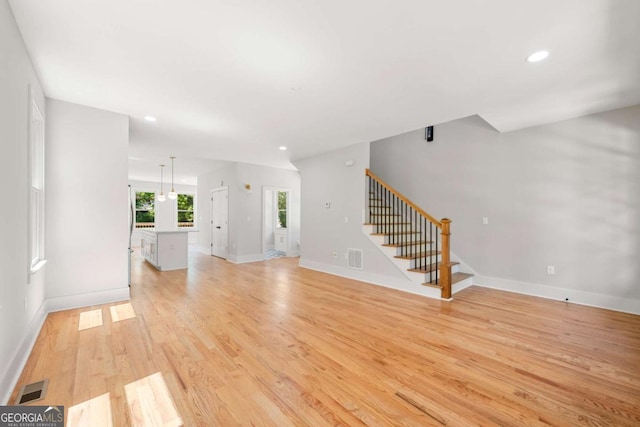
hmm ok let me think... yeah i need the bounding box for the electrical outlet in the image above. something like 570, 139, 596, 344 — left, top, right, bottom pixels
547, 265, 555, 275
482, 217, 489, 225
344, 217, 349, 223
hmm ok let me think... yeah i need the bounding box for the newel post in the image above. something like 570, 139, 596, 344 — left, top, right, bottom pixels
440, 218, 452, 299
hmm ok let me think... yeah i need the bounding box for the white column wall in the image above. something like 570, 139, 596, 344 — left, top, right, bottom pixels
45, 99, 130, 304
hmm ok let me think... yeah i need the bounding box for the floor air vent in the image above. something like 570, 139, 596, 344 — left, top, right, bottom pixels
347, 248, 363, 270
16, 379, 48, 405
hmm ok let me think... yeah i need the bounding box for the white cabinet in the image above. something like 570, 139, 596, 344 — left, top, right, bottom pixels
274, 229, 287, 253
140, 231, 157, 265
140, 230, 189, 271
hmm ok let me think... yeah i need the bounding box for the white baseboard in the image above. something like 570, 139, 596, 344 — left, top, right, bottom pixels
299, 259, 442, 300
228, 253, 264, 264
474, 275, 640, 315
46, 287, 130, 313
0, 301, 48, 405
197, 245, 211, 255
0, 286, 131, 404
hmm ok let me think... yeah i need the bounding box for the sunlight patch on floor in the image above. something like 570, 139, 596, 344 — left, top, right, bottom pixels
78, 309, 103, 331
67, 392, 113, 427
109, 302, 136, 322
124, 372, 183, 427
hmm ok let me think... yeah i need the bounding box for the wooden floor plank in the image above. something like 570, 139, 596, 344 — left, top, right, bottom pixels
67, 392, 113, 427
78, 309, 103, 331
109, 302, 136, 322
9, 250, 640, 426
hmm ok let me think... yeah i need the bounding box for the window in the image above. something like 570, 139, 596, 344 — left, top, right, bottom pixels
177, 194, 194, 228
29, 93, 46, 273
276, 191, 287, 228
135, 192, 155, 228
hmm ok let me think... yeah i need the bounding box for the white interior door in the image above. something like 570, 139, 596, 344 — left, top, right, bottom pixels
210, 188, 228, 259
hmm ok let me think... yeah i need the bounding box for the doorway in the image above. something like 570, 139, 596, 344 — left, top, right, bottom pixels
262, 187, 290, 259
210, 187, 228, 259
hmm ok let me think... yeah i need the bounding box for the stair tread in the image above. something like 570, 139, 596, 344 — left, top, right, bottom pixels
394, 251, 441, 260
422, 272, 473, 288
382, 241, 432, 248
407, 261, 460, 274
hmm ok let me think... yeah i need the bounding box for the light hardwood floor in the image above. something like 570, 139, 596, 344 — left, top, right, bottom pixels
10, 250, 640, 426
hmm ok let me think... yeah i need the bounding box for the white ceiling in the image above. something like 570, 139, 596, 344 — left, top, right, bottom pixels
9, 0, 640, 184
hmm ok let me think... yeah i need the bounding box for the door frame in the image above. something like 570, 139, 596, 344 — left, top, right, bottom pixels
210, 186, 228, 259
262, 186, 290, 256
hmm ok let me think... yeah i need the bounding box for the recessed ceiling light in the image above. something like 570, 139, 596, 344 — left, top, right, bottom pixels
144, 115, 157, 122
526, 50, 549, 63
279, 146, 287, 151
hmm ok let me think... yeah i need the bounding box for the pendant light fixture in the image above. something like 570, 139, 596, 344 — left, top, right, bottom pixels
157, 164, 166, 202
168, 156, 178, 200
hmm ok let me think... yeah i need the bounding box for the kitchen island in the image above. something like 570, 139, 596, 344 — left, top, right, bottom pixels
139, 229, 191, 271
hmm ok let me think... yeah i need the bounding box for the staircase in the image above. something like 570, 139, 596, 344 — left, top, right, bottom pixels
363, 169, 473, 300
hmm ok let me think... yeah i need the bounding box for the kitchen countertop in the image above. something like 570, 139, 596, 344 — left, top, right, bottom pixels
139, 229, 199, 234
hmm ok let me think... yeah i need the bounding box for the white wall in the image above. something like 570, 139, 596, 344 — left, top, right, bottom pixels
197, 162, 301, 263
371, 106, 640, 313
236, 163, 301, 262
128, 180, 198, 246
294, 142, 412, 291
0, 1, 48, 403
46, 99, 130, 305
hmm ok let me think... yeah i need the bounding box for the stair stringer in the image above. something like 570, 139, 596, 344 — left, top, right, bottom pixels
362, 224, 442, 299
449, 252, 475, 293
363, 223, 475, 298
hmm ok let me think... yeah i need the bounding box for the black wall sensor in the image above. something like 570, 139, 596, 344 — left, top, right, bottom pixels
425, 126, 434, 142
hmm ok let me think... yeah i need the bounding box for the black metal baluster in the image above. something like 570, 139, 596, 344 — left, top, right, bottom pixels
385, 187, 389, 241
435, 224, 439, 285
429, 222, 433, 284
422, 215, 425, 273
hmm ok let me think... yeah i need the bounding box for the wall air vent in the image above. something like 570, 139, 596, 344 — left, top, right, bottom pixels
347, 248, 363, 270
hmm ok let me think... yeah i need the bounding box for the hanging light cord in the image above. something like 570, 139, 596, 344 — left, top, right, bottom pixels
171, 157, 175, 192
168, 156, 177, 200
160, 165, 164, 193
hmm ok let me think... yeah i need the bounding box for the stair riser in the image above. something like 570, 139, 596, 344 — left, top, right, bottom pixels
372, 224, 414, 233
369, 207, 396, 215
388, 244, 433, 254
368, 216, 405, 224
417, 264, 460, 281
384, 234, 424, 244
409, 255, 442, 267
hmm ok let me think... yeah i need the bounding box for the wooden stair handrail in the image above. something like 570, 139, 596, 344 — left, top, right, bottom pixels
366, 169, 443, 228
